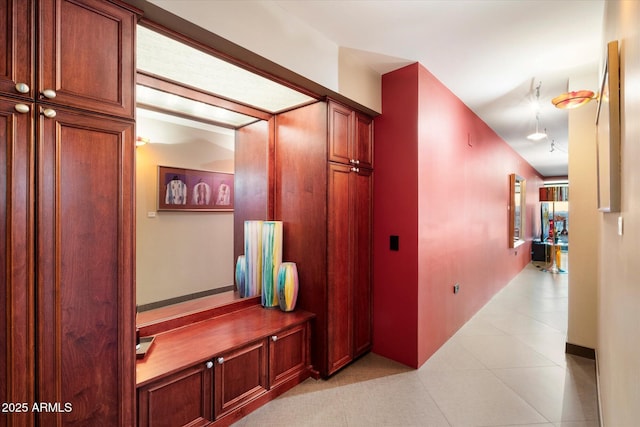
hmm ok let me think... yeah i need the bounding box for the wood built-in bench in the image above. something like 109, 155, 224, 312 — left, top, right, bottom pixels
136, 294, 315, 427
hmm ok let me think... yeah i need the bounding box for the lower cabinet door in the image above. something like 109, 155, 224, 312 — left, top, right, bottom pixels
269, 323, 309, 388
214, 340, 268, 419
138, 363, 213, 427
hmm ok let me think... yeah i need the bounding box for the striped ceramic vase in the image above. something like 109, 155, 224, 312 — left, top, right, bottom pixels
244, 220, 263, 297
261, 221, 283, 308
235, 255, 247, 297
277, 262, 298, 312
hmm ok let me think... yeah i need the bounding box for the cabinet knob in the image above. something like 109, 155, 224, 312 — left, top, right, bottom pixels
42, 108, 57, 118
14, 104, 30, 114
349, 159, 361, 165
271, 335, 278, 342
41, 89, 57, 99
350, 167, 360, 173
205, 361, 214, 369
15, 83, 30, 94
217, 357, 224, 365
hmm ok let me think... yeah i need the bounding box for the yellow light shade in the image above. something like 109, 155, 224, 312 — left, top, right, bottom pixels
551, 90, 596, 109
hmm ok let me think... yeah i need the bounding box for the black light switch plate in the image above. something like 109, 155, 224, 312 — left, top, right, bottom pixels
390, 235, 399, 251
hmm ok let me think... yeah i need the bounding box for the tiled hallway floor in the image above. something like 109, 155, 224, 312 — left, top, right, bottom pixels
232, 261, 599, 427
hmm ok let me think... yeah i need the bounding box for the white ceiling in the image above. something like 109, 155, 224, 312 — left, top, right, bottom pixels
272, 0, 605, 177
146, 0, 606, 177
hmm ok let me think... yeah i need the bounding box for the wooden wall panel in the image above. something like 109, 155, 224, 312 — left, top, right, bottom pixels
234, 119, 272, 265
274, 101, 328, 374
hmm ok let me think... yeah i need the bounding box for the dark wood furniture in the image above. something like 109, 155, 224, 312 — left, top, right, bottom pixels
1, 1, 138, 425
275, 99, 373, 377
136, 303, 314, 427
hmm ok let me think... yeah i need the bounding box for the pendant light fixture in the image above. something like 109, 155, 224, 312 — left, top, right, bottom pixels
527, 82, 547, 141
527, 112, 547, 141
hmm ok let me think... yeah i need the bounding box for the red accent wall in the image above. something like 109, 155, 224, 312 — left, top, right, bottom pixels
373, 63, 542, 368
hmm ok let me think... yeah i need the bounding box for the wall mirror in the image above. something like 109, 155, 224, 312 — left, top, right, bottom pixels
135, 24, 316, 316
509, 173, 526, 248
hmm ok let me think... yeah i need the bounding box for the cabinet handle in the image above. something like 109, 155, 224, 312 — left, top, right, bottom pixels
271, 335, 278, 342
41, 89, 57, 99
15, 83, 30, 94
205, 361, 214, 369
350, 167, 360, 173
217, 357, 224, 365
42, 108, 57, 118
14, 104, 30, 114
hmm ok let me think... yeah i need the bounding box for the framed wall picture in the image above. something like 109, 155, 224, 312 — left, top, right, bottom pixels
158, 166, 234, 211
595, 40, 621, 213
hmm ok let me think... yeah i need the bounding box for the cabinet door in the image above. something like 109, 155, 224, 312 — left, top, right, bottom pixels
0, 0, 33, 98
36, 106, 135, 426
269, 323, 309, 388
214, 340, 268, 419
138, 363, 213, 427
38, 0, 136, 118
328, 101, 353, 165
354, 112, 373, 169
0, 97, 34, 427
327, 163, 354, 375
353, 168, 373, 356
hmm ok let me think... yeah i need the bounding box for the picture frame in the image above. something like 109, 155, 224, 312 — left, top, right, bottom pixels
595, 40, 621, 213
158, 165, 234, 211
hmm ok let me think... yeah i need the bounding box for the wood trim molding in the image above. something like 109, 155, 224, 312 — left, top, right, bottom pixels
565, 342, 596, 360
136, 71, 273, 122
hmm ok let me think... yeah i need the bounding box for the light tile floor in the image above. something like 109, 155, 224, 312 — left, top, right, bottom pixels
233, 260, 599, 427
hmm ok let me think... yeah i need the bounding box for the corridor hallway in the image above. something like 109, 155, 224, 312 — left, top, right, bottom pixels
233, 260, 598, 427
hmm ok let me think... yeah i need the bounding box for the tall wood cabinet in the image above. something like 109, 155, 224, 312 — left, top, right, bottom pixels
1, 1, 138, 425
275, 100, 373, 377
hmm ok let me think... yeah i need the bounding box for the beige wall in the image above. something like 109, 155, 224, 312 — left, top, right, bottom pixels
567, 98, 599, 350
136, 114, 235, 306
598, 1, 640, 425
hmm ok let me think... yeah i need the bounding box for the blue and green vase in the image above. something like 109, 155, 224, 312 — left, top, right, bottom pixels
235, 255, 247, 297
261, 221, 283, 308
277, 262, 299, 312
244, 220, 263, 297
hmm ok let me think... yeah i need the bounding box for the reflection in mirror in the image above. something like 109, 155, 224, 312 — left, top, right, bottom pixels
136, 107, 240, 309
509, 174, 526, 248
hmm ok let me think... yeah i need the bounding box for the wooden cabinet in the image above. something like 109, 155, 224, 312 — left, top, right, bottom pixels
38, 0, 136, 118
138, 362, 213, 427
0, 0, 33, 98
269, 323, 309, 388
328, 101, 374, 169
1, 0, 136, 118
136, 306, 314, 427
36, 107, 135, 426
327, 163, 373, 373
275, 100, 373, 377
0, 96, 35, 427
1, 1, 138, 426
214, 340, 268, 419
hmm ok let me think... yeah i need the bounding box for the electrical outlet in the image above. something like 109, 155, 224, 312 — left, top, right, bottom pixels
453, 284, 460, 294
